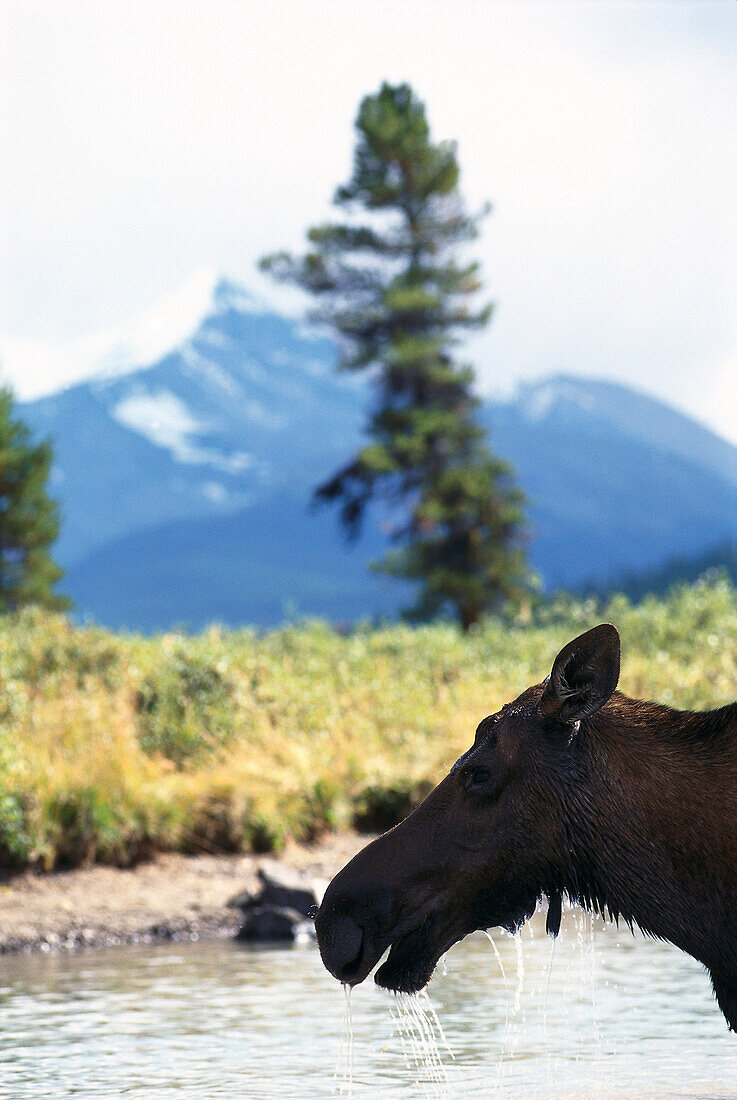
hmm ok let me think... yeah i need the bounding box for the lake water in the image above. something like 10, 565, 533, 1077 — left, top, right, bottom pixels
1, 908, 736, 1099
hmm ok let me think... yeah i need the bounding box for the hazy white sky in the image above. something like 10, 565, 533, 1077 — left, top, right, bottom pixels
2, 1, 736, 439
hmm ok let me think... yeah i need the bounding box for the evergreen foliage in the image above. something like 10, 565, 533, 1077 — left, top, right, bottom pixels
599, 543, 737, 604
0, 387, 69, 611
262, 82, 529, 628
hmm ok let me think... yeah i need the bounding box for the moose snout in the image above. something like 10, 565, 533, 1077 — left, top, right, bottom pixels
315, 835, 403, 985
315, 907, 366, 983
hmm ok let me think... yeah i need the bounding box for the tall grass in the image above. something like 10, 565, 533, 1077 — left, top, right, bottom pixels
0, 574, 735, 871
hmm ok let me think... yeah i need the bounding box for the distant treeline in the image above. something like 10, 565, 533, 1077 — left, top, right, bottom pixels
589, 542, 737, 604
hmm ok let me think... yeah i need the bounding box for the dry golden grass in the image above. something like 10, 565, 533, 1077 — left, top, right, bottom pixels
0, 575, 735, 870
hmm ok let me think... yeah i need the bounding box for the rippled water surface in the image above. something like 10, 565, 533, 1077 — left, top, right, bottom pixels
1, 909, 736, 1098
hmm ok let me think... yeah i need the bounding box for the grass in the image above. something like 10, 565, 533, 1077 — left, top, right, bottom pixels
0, 573, 736, 871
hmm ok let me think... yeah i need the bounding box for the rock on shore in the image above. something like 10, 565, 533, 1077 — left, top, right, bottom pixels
230, 860, 330, 941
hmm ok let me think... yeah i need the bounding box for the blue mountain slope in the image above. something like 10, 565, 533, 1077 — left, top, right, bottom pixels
66, 496, 408, 632
483, 379, 737, 589
20, 280, 366, 568
24, 384, 216, 565
502, 376, 737, 486
15, 278, 737, 629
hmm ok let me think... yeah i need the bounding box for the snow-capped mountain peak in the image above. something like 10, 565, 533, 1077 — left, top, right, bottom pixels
0, 269, 268, 402
515, 377, 598, 422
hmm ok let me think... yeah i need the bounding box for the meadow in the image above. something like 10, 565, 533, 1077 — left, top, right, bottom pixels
1, 574, 735, 872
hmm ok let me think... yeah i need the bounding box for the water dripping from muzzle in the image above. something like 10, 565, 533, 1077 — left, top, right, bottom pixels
513, 930, 525, 1015
542, 928, 557, 1077
389, 990, 453, 1093
483, 927, 526, 1087
332, 983, 354, 1097
484, 931, 510, 1038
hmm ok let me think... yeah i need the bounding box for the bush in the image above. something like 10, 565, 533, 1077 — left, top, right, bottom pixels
354, 780, 433, 832
0, 792, 33, 868
135, 649, 236, 767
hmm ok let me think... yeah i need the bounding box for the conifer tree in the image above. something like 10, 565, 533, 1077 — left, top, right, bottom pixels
262, 82, 529, 628
0, 387, 69, 611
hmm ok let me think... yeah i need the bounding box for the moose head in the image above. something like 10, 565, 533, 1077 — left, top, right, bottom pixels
315, 624, 737, 1030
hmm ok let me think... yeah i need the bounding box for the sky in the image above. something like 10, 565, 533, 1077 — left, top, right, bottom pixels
1, 1, 736, 440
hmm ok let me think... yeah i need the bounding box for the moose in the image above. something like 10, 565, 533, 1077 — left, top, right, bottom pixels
315, 624, 737, 1030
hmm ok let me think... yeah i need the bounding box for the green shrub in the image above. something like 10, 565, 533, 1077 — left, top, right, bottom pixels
0, 607, 123, 692
0, 792, 33, 868
354, 779, 434, 832
135, 649, 236, 767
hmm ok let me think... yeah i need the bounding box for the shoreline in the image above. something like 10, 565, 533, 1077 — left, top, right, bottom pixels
0, 832, 371, 956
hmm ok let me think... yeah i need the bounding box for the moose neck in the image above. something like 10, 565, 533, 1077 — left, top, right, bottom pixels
556, 696, 737, 974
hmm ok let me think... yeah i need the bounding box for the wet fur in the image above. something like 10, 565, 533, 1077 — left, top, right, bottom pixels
316, 626, 737, 1031
547, 694, 737, 1029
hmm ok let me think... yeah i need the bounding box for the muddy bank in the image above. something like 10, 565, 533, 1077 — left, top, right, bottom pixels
0, 832, 371, 955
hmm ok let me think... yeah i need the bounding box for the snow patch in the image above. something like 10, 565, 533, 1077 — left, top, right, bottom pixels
195, 326, 236, 352
112, 388, 256, 473
180, 345, 243, 399
202, 481, 230, 505
199, 481, 256, 508
178, 345, 285, 428
113, 389, 209, 456
213, 278, 271, 315
520, 379, 597, 421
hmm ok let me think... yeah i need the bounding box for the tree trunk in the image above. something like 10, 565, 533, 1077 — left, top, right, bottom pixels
459, 604, 480, 632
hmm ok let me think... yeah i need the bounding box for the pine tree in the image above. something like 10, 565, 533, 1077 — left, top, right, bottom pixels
0, 387, 69, 611
261, 82, 529, 628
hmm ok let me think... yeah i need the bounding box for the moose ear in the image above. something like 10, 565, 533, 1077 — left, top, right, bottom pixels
538, 623, 620, 728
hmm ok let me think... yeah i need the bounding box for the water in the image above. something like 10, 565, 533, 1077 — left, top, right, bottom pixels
387, 991, 453, 1095
1, 907, 737, 1098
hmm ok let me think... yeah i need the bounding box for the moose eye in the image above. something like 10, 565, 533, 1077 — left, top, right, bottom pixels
468, 765, 492, 786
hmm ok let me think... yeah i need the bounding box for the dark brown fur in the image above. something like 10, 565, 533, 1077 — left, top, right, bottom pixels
315, 624, 737, 1031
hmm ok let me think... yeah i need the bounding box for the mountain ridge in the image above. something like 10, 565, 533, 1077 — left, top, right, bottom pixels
0, 270, 281, 401
8, 274, 737, 629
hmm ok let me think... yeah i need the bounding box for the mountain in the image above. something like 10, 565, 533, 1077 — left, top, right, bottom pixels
4, 273, 737, 630
62, 494, 410, 630
481, 377, 737, 592
14, 276, 365, 569
600, 541, 737, 603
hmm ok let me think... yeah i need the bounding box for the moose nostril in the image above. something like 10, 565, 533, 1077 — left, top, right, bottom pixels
316, 913, 365, 983
336, 928, 364, 981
